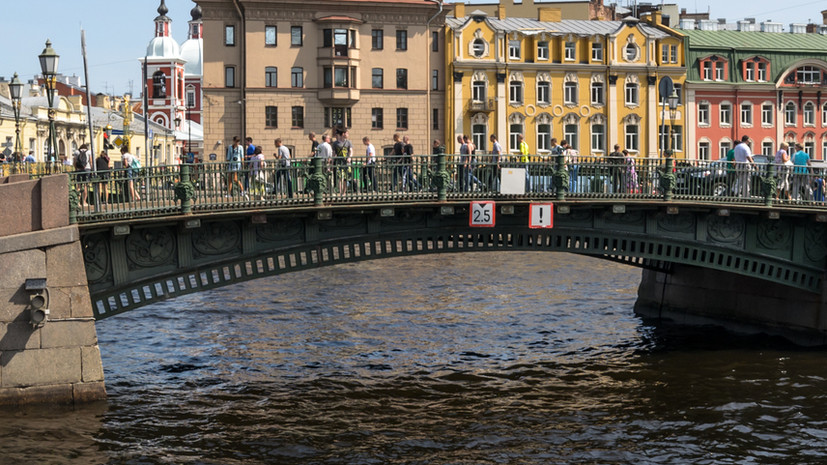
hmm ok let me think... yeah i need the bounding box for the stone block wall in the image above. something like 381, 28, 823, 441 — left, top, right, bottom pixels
0, 174, 105, 405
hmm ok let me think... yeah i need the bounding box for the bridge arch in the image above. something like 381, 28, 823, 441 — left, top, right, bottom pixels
80, 202, 827, 320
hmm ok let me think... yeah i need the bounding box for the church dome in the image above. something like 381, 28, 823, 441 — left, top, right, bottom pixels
180, 38, 202, 76
146, 36, 180, 59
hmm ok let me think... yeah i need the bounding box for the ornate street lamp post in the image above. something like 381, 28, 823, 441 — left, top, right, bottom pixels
9, 73, 23, 160
667, 89, 680, 158
174, 115, 182, 162
38, 40, 59, 167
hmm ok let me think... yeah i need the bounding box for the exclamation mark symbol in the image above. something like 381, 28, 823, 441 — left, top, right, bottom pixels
539, 207, 543, 224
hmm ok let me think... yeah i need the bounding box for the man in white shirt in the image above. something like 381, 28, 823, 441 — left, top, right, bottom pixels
275, 138, 293, 198
732, 135, 754, 198
363, 136, 377, 192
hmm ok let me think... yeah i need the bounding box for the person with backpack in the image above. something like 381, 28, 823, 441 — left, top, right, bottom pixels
74, 144, 92, 206
331, 128, 352, 195
120, 146, 141, 202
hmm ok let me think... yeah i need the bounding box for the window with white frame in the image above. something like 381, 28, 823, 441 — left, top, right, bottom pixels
698, 141, 710, 160
719, 140, 732, 159
591, 119, 605, 153
591, 42, 603, 61
658, 125, 683, 153
471, 38, 486, 58
762, 141, 773, 156
625, 123, 639, 152
472, 79, 485, 102
537, 81, 550, 105
715, 61, 725, 80
625, 80, 639, 105
564, 41, 575, 61
785, 102, 797, 126
757, 62, 767, 81
720, 102, 732, 126
823, 139, 827, 159
702, 61, 712, 81
564, 123, 578, 150
537, 120, 551, 153
508, 114, 525, 153
537, 41, 549, 60
805, 140, 815, 156
797, 66, 821, 84
740, 102, 753, 126
509, 80, 523, 104
745, 62, 755, 82
804, 102, 815, 126
508, 40, 521, 59
472, 121, 487, 153
823, 102, 827, 126
564, 81, 577, 105
698, 102, 710, 126
761, 103, 773, 126
591, 80, 604, 105
624, 43, 638, 61
661, 45, 669, 64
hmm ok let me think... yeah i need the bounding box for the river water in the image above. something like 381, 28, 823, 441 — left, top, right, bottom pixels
2, 252, 827, 464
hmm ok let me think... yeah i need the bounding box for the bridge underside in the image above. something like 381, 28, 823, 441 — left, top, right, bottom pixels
79, 202, 827, 319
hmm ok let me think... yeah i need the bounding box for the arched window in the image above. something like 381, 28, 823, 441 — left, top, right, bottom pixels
152, 71, 167, 99
471, 113, 488, 153
508, 112, 525, 154
624, 75, 639, 106
536, 72, 551, 106
804, 102, 815, 126
590, 114, 606, 154
563, 73, 578, 105
785, 102, 797, 126
536, 113, 552, 153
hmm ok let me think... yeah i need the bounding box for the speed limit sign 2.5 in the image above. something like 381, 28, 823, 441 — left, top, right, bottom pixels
469, 201, 496, 227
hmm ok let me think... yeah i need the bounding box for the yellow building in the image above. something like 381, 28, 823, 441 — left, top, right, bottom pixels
446, 6, 686, 158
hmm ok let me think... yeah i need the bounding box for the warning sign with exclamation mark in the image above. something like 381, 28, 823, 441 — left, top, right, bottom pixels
529, 203, 554, 229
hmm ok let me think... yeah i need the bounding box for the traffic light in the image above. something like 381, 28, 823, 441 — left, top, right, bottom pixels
103, 124, 114, 150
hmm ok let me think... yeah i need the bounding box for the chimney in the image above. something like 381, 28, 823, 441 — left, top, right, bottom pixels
822, 9, 827, 25
737, 20, 755, 31
679, 18, 696, 30
453, 2, 465, 18
789, 23, 806, 34
698, 19, 717, 31
498, 4, 506, 20
819, 25, 827, 35
760, 21, 782, 33
538, 7, 561, 22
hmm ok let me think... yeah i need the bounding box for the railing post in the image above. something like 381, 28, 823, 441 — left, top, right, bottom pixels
762, 161, 776, 207
553, 151, 568, 201
306, 156, 327, 206
660, 152, 675, 201
68, 177, 78, 225
436, 151, 448, 202
175, 163, 195, 214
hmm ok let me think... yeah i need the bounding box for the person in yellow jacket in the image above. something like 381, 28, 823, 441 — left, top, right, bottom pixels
518, 133, 531, 191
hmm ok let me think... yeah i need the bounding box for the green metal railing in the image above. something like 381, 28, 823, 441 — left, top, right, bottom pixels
13, 153, 822, 224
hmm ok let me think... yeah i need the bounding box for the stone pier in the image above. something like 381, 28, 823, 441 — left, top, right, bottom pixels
0, 174, 105, 405
635, 265, 827, 346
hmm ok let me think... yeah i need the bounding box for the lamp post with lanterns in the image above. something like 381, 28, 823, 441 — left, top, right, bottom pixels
38, 40, 59, 167
174, 115, 182, 162
9, 73, 23, 161
667, 89, 680, 159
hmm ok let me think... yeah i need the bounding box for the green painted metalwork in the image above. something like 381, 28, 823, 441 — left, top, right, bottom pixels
174, 164, 195, 214
553, 151, 568, 201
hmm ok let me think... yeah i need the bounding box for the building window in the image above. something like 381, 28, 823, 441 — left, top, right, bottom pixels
745, 63, 755, 82
432, 31, 439, 52
625, 124, 639, 152
702, 61, 712, 81
291, 67, 303, 88
371, 108, 383, 129
224, 66, 235, 88
265, 26, 277, 46
719, 141, 732, 159
323, 67, 332, 88
564, 41, 575, 61
720, 103, 732, 126
472, 124, 487, 152
372, 29, 383, 50
591, 123, 605, 153
290, 26, 302, 46
396, 68, 408, 89
796, 66, 821, 84
625, 82, 639, 105
152, 71, 167, 98
698, 102, 710, 126
804, 102, 815, 126
335, 67, 349, 87
823, 102, 827, 126
509, 80, 523, 104
432, 70, 439, 91
671, 126, 683, 152
325, 107, 351, 128
591, 42, 603, 61
186, 86, 196, 108
537, 81, 550, 105
433, 108, 439, 130
591, 81, 604, 105
396, 108, 408, 129
472, 39, 486, 58
698, 141, 710, 160
265, 67, 277, 87
761, 103, 773, 126
624, 43, 637, 61
564, 124, 578, 150
509, 122, 524, 152
472, 79, 486, 102
758, 62, 768, 81
740, 103, 752, 126
537, 41, 549, 60
372, 68, 383, 89
396, 30, 407, 50
715, 61, 725, 81
564, 82, 577, 105
785, 102, 796, 126
265, 106, 277, 128
292, 106, 304, 128
225, 25, 235, 46
762, 141, 774, 156
508, 40, 521, 59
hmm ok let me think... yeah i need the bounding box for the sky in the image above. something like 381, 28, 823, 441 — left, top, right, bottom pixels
1, 0, 824, 97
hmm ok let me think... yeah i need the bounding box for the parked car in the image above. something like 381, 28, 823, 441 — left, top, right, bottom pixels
674, 155, 769, 197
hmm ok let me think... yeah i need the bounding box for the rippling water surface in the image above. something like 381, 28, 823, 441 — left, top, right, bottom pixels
2, 252, 827, 464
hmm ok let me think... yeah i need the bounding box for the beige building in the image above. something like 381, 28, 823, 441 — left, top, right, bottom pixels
196, 0, 448, 157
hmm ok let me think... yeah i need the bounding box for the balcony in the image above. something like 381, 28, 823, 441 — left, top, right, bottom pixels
317, 46, 360, 64
317, 88, 360, 105
469, 99, 495, 112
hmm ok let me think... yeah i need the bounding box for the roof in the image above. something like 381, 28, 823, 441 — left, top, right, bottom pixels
682, 29, 827, 52
447, 17, 669, 38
